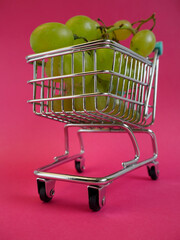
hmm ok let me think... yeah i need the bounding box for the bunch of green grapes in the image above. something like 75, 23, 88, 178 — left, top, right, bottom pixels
30, 14, 157, 58
102, 13, 156, 57
30, 16, 102, 54
29, 14, 157, 121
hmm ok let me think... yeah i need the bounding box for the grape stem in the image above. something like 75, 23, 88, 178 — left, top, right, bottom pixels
97, 24, 135, 41
106, 25, 136, 35
95, 14, 156, 42
95, 18, 135, 40
74, 34, 88, 42
96, 18, 107, 28
97, 26, 107, 35
132, 13, 156, 31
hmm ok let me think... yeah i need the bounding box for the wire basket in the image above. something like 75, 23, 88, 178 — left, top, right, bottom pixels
27, 39, 160, 128
26, 39, 163, 211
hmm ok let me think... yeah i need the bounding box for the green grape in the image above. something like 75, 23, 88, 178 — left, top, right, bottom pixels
130, 30, 156, 57
45, 56, 61, 82
30, 22, 74, 53
96, 48, 122, 81
63, 51, 93, 89
113, 20, 132, 41
66, 15, 101, 41
74, 80, 107, 111
96, 49, 133, 92
48, 94, 72, 112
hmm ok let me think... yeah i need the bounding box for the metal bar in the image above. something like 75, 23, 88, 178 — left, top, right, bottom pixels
36, 153, 83, 172
27, 71, 149, 87
40, 59, 45, 113
152, 58, 159, 124
34, 155, 157, 186
26, 39, 152, 65
144, 50, 158, 116
34, 124, 158, 186
76, 124, 140, 168
33, 61, 37, 113
132, 128, 158, 155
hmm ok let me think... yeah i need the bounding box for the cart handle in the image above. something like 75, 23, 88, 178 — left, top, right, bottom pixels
154, 41, 163, 56
144, 42, 163, 118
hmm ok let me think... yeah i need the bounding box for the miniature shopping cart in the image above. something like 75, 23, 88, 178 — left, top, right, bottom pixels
26, 39, 163, 211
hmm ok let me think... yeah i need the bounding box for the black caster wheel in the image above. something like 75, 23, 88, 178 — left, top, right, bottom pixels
39, 186, 53, 202
147, 165, 159, 180
37, 179, 55, 202
75, 158, 85, 173
88, 186, 106, 212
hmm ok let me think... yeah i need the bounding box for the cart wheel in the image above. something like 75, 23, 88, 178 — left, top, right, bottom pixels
147, 165, 159, 180
37, 179, 55, 202
39, 186, 53, 202
88, 186, 106, 212
75, 158, 85, 173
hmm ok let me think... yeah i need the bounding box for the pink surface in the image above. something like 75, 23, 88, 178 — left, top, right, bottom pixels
0, 0, 180, 239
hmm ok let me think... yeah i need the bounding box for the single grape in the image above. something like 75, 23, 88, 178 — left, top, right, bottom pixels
48, 94, 72, 112
30, 22, 74, 53
66, 15, 101, 41
130, 29, 156, 57
96, 48, 122, 81
113, 20, 132, 41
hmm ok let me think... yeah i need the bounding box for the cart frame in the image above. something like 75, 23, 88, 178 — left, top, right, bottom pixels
26, 39, 162, 211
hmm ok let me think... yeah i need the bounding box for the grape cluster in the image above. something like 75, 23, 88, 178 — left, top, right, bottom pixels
30, 14, 156, 57
30, 14, 156, 117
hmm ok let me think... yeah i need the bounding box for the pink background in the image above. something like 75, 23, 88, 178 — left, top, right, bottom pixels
0, 0, 180, 239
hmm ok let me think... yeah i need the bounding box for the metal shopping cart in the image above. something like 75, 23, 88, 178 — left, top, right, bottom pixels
26, 39, 163, 211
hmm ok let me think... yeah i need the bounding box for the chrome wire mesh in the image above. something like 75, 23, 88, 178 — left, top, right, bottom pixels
27, 39, 159, 127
